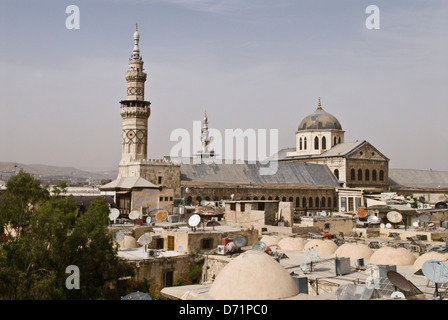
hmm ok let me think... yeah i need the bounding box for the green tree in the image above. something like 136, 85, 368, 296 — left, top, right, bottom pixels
0, 171, 138, 299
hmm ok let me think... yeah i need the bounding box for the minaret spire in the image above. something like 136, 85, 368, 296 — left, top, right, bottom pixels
131, 23, 141, 61
318, 97, 322, 109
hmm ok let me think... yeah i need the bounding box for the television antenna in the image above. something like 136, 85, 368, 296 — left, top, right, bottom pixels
109, 208, 120, 221
422, 259, 448, 297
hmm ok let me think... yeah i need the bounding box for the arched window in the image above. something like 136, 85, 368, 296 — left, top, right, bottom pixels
379, 170, 384, 181
205, 196, 210, 201
196, 196, 202, 203
296, 197, 300, 207
334, 169, 339, 180
322, 197, 326, 208
289, 197, 293, 203
316, 197, 320, 208
338, 137, 341, 144
322, 137, 327, 150
186, 196, 192, 205
246, 196, 251, 200
314, 137, 319, 150
304, 137, 307, 150
254, 196, 259, 200
302, 197, 307, 208
372, 170, 377, 181
261, 196, 266, 200
299, 138, 303, 150
351, 169, 356, 181
365, 169, 370, 181
328, 197, 332, 207
309, 197, 313, 208
358, 169, 363, 181
282, 197, 286, 202
334, 137, 337, 146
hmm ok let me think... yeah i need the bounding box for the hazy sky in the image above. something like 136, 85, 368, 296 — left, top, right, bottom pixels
0, 0, 447, 171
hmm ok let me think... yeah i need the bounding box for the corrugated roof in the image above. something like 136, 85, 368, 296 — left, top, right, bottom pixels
180, 161, 340, 187
277, 141, 366, 160
389, 169, 448, 188
100, 176, 158, 191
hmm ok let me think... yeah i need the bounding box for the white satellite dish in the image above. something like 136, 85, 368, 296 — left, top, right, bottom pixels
387, 211, 402, 223
129, 210, 139, 220
177, 245, 183, 253
419, 214, 430, 222
380, 223, 385, 229
422, 260, 448, 284
300, 263, 308, 272
341, 207, 346, 212
200, 200, 208, 206
109, 208, 120, 221
304, 248, 320, 262
188, 214, 201, 227
390, 291, 405, 299
234, 235, 248, 248
252, 241, 267, 252
386, 223, 392, 229
146, 216, 152, 224
367, 215, 379, 223
137, 233, 152, 246
321, 211, 327, 217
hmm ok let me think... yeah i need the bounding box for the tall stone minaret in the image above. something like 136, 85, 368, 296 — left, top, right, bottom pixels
119, 25, 151, 176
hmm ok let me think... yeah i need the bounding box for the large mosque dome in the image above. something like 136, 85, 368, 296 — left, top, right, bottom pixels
298, 99, 342, 131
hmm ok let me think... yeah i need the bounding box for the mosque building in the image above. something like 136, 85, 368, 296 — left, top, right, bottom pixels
101, 28, 391, 218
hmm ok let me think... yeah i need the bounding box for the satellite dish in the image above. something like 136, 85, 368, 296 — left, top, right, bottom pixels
146, 216, 152, 224
356, 207, 368, 218
234, 193, 242, 201
304, 248, 320, 262
185, 187, 189, 193
341, 207, 346, 212
122, 291, 152, 300
387, 211, 402, 223
234, 235, 248, 248
177, 245, 183, 253
422, 260, 448, 284
300, 263, 308, 272
200, 200, 208, 206
155, 210, 168, 221
419, 214, 430, 222
435, 202, 448, 209
386, 223, 392, 229
387, 271, 412, 292
367, 215, 379, 223
188, 214, 201, 227
390, 291, 405, 299
129, 210, 139, 220
230, 194, 234, 200
321, 211, 327, 217
109, 208, 120, 221
252, 241, 267, 252
137, 233, 153, 246
380, 223, 385, 229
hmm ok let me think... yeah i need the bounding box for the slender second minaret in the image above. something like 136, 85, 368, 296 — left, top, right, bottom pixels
119, 25, 151, 170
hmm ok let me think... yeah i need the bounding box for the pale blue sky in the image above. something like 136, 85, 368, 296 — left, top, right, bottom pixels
0, 0, 447, 171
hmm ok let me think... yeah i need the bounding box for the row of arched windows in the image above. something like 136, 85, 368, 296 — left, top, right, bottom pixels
348, 168, 385, 182
186, 195, 335, 209
299, 136, 342, 151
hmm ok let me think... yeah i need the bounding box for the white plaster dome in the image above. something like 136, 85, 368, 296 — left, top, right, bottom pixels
118, 235, 140, 250
413, 252, 448, 270
298, 103, 342, 131
208, 250, 299, 300
260, 235, 282, 246
334, 243, 373, 260
304, 239, 338, 255
369, 247, 416, 266
277, 237, 306, 251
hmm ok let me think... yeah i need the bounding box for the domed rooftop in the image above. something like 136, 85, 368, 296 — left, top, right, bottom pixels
298, 99, 342, 131
304, 239, 338, 255
277, 237, 306, 251
334, 243, 374, 260
208, 250, 299, 300
369, 247, 416, 266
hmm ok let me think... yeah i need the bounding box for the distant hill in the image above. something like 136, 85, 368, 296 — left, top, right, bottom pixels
0, 162, 118, 185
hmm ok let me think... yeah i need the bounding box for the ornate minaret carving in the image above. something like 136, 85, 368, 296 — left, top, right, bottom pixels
119, 25, 151, 168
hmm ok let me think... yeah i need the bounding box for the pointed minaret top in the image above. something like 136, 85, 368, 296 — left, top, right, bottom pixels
131, 24, 141, 60
318, 97, 322, 109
